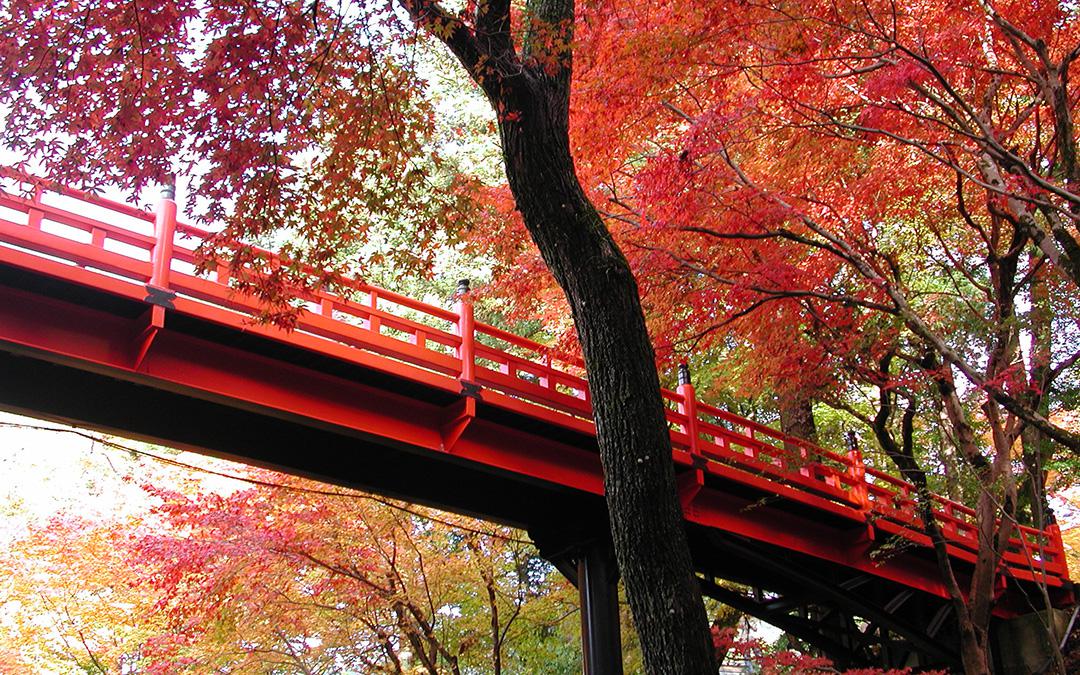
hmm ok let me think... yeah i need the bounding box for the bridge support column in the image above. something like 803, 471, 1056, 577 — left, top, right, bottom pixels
578, 542, 623, 675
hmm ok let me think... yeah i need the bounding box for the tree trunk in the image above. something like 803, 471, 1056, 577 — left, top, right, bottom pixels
778, 392, 818, 443
495, 70, 716, 673
1020, 260, 1053, 527
875, 354, 994, 675
400, 0, 718, 670
957, 617, 992, 675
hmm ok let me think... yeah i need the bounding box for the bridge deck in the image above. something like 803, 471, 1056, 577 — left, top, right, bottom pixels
0, 169, 1069, 628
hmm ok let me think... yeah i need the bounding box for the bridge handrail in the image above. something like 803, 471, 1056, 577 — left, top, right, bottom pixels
0, 167, 158, 223
0, 167, 1067, 584
861, 465, 1067, 573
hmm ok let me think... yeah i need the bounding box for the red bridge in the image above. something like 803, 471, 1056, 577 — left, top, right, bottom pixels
0, 169, 1070, 671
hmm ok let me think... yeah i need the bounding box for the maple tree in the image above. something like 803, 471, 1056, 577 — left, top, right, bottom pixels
551, 1, 1077, 672
470, 1, 1079, 671
0, 512, 162, 673
712, 626, 945, 675
0, 0, 721, 670
1, 457, 584, 674
4, 0, 1079, 672
1, 427, 952, 674
133, 478, 581, 674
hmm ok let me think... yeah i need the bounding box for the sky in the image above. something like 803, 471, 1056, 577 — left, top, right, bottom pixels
0, 411, 249, 545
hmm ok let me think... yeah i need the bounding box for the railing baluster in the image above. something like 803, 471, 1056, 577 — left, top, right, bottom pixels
900, 485, 914, 518
215, 262, 230, 285
149, 182, 177, 290
368, 290, 381, 334
454, 279, 475, 386
1048, 523, 1064, 568
676, 363, 700, 458
78, 226, 107, 270
798, 443, 811, 478
26, 184, 44, 229
942, 503, 957, 538
540, 353, 551, 389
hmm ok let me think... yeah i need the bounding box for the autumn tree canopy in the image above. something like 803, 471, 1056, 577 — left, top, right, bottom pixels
2, 0, 1079, 672
474, 2, 1080, 670
0, 451, 584, 674
1, 0, 726, 669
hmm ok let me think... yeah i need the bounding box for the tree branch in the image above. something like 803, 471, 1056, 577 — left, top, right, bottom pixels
475, 0, 513, 61
398, 0, 505, 102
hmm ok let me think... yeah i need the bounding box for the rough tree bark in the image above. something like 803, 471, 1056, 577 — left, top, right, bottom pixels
779, 393, 818, 444
400, 0, 717, 672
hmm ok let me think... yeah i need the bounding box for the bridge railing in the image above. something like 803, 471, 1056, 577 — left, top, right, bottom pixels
0, 168, 1068, 585
471, 321, 591, 418
862, 467, 1069, 579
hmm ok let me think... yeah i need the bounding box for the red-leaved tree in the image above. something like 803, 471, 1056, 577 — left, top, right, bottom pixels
0, 0, 720, 669
468, 1, 1079, 671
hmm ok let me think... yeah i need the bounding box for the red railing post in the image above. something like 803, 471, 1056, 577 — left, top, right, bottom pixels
148, 181, 177, 293
846, 431, 870, 511
1048, 522, 1064, 573
677, 363, 700, 457
675, 363, 707, 510
454, 279, 476, 388
27, 184, 44, 229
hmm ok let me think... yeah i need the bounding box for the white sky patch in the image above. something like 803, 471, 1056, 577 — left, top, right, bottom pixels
0, 411, 250, 546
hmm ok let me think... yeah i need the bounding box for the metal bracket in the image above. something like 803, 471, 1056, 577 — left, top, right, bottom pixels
131, 304, 166, 370
705, 532, 959, 666
676, 468, 704, 511
439, 396, 476, 453
459, 380, 482, 399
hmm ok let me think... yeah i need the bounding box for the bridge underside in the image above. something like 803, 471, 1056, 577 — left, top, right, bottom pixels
0, 347, 599, 526
2, 352, 962, 670
694, 533, 961, 669
0, 262, 1066, 672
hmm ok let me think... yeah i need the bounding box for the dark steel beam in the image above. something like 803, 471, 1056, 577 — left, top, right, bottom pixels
706, 533, 959, 665
697, 576, 857, 663
578, 543, 623, 675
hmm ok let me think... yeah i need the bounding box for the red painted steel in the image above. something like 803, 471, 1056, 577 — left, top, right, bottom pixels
0, 168, 1069, 603
149, 185, 177, 291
